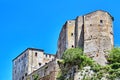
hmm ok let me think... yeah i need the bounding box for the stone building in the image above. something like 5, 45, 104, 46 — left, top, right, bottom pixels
12, 10, 114, 80
56, 20, 75, 58
12, 48, 55, 80
56, 10, 114, 65
27, 59, 59, 80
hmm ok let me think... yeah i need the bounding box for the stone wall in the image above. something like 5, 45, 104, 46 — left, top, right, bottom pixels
84, 11, 113, 65
57, 20, 75, 59
75, 16, 84, 48
12, 48, 55, 80
57, 23, 67, 59
12, 49, 29, 80
56, 10, 114, 65
27, 59, 59, 80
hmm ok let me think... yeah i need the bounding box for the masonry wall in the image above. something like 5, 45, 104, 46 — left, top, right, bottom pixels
75, 16, 84, 48
66, 20, 76, 48
27, 59, 59, 80
56, 10, 114, 65
57, 23, 67, 59
83, 11, 113, 65
12, 50, 29, 80
57, 20, 75, 59
13, 48, 55, 80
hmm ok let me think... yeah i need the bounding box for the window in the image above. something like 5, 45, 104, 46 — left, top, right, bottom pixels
38, 63, 41, 66
22, 76, 24, 80
71, 33, 73, 36
21, 56, 23, 60
46, 54, 47, 57
100, 20, 103, 23
69, 21, 71, 23
96, 54, 99, 57
25, 73, 27, 76
72, 45, 74, 48
15, 70, 16, 73
49, 55, 51, 58
35, 52, 37, 57
90, 24, 92, 26
19, 59, 20, 62
24, 53, 26, 58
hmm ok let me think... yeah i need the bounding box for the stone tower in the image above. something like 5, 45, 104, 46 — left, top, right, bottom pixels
83, 11, 114, 65
56, 10, 114, 65
56, 20, 76, 58
12, 48, 54, 80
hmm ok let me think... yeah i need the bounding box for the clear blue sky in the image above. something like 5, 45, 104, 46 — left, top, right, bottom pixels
0, 0, 120, 80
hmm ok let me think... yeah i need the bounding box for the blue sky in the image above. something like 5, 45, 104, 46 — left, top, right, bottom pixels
0, 0, 120, 80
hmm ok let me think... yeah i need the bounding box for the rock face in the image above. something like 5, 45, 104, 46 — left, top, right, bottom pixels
74, 66, 94, 80
57, 10, 114, 65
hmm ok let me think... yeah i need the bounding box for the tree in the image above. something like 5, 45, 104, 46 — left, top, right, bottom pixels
62, 48, 94, 68
107, 47, 120, 64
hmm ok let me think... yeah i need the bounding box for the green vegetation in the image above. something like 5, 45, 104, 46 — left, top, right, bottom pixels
33, 74, 39, 80
62, 48, 94, 69
57, 48, 94, 80
57, 47, 120, 80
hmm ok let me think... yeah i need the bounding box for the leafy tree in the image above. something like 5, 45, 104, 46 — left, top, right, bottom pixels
107, 47, 120, 64
57, 47, 120, 80
62, 48, 83, 64
62, 48, 94, 68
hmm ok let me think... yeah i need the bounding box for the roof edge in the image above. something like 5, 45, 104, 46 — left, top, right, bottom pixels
12, 48, 44, 61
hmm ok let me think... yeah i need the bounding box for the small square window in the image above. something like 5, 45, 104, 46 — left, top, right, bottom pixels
19, 59, 20, 62
38, 63, 41, 66
22, 76, 24, 80
35, 52, 37, 57
72, 45, 74, 48
100, 20, 103, 23
90, 24, 92, 26
46, 54, 47, 57
71, 33, 73, 36
25, 73, 27, 76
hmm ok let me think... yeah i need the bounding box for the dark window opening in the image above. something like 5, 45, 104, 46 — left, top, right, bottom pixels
15, 70, 16, 73
96, 54, 99, 57
91, 35, 92, 38
100, 20, 103, 23
71, 33, 73, 36
35, 52, 37, 57
49, 55, 51, 58
38, 63, 41, 66
19, 59, 20, 62
25, 73, 27, 76
90, 24, 92, 26
72, 45, 74, 48
22, 76, 24, 80
24, 53, 26, 57
46, 54, 47, 57
69, 21, 71, 23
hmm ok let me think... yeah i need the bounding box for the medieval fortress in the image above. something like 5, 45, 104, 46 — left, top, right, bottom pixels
12, 10, 114, 80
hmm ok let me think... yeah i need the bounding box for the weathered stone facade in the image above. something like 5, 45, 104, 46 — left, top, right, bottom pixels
57, 20, 75, 58
12, 10, 114, 80
56, 10, 114, 65
12, 48, 55, 80
27, 59, 59, 80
